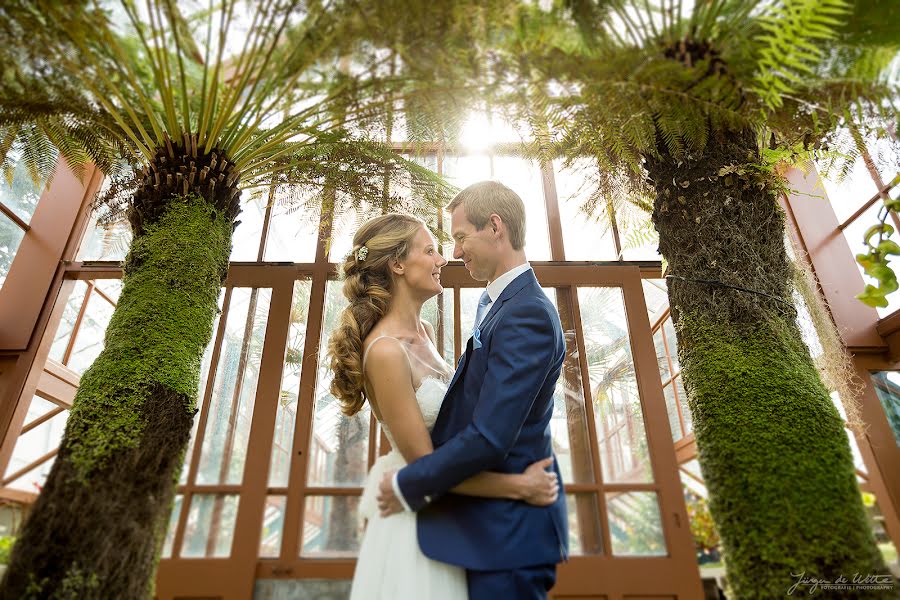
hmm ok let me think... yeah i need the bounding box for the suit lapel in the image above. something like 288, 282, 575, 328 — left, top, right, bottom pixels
443, 269, 537, 396
445, 336, 472, 393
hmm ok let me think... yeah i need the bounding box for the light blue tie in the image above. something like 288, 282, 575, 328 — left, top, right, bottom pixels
472, 289, 492, 335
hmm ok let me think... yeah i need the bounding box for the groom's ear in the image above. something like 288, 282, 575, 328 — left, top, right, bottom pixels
489, 214, 504, 238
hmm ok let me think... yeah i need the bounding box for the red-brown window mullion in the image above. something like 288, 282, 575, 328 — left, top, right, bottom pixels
61, 281, 94, 366
0, 201, 31, 232
568, 285, 613, 555
171, 286, 234, 558
659, 316, 686, 436
19, 405, 66, 435
279, 206, 332, 561
1, 448, 58, 487
453, 287, 462, 363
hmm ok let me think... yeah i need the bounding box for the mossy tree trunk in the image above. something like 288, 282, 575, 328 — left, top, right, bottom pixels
645, 129, 892, 598
0, 142, 240, 599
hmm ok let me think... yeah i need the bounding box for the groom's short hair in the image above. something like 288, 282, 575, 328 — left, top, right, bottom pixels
446, 181, 526, 250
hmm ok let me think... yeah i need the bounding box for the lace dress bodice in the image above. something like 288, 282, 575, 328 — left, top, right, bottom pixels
358, 334, 454, 521
361, 334, 453, 445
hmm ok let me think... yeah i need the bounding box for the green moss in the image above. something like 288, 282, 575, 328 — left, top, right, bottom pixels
678, 312, 892, 598
64, 194, 232, 481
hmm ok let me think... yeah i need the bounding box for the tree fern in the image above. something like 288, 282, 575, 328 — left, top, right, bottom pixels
754, 0, 853, 110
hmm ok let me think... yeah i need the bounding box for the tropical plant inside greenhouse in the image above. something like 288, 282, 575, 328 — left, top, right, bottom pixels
484, 0, 899, 596
0, 0, 505, 595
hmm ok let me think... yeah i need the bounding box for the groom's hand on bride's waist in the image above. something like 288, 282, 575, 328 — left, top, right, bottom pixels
377, 470, 404, 517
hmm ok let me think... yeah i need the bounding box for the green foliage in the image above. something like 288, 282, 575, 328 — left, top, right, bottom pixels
684, 491, 720, 553
518, 0, 900, 309
22, 563, 100, 600
0, 536, 15, 565
500, 0, 897, 245
0, 0, 488, 222
65, 194, 231, 480
753, 0, 852, 110
855, 174, 900, 307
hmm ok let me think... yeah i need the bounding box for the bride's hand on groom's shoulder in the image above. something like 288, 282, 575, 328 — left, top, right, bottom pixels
518, 457, 559, 507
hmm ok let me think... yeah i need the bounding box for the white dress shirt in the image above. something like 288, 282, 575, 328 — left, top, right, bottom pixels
479, 262, 532, 327
390, 262, 533, 512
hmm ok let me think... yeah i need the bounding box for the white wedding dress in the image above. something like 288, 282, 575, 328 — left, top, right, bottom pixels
349, 336, 468, 600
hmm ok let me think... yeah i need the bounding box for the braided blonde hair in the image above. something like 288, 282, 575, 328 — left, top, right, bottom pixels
327, 213, 425, 415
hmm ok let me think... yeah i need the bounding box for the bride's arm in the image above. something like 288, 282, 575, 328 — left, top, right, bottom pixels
449, 458, 558, 505
367, 336, 558, 507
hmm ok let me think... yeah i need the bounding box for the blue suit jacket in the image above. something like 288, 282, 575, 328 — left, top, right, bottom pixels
396, 269, 569, 571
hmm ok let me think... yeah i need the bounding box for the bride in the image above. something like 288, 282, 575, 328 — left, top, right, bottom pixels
327, 213, 559, 599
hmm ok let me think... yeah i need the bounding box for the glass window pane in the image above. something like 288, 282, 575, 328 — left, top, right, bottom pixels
327, 209, 366, 263
77, 175, 129, 261
300, 495, 361, 557
663, 317, 680, 374
421, 290, 454, 364
578, 287, 654, 484
93, 279, 122, 304
180, 494, 240, 558
230, 196, 266, 261
269, 280, 312, 488
76, 214, 132, 261
66, 286, 117, 374
817, 158, 879, 225
161, 494, 183, 559
844, 427, 868, 475
399, 154, 449, 259
664, 383, 682, 442
552, 288, 595, 484
263, 190, 321, 263
654, 329, 670, 383
0, 148, 57, 223
3, 406, 68, 482
308, 282, 370, 486
674, 376, 692, 435
606, 491, 667, 556
442, 154, 491, 192
793, 287, 823, 359
459, 287, 482, 347
868, 137, 900, 185
197, 288, 272, 485
4, 458, 55, 493
0, 153, 48, 224
0, 212, 26, 288
493, 157, 551, 261
22, 395, 62, 427
48, 280, 90, 362
254, 580, 352, 597
260, 495, 287, 558
642, 278, 669, 325
566, 493, 603, 555
679, 465, 708, 499
553, 159, 617, 261
180, 288, 226, 485
620, 211, 661, 261
870, 371, 900, 446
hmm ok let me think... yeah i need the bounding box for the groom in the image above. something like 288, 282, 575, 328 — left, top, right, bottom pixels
377, 181, 569, 599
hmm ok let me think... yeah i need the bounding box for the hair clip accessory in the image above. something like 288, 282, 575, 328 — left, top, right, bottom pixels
356, 245, 369, 262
